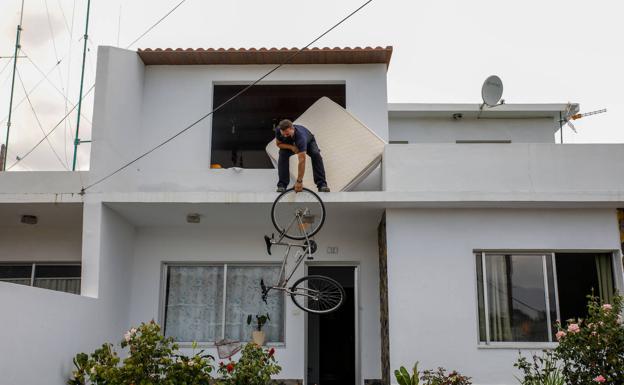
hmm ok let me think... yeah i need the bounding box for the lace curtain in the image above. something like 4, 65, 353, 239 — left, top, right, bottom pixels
225, 266, 284, 343
164, 265, 284, 343
165, 266, 224, 342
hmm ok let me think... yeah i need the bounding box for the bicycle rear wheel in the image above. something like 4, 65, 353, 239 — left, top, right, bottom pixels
290, 275, 345, 314
271, 187, 325, 240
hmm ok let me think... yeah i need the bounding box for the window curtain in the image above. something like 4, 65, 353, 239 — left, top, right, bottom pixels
486, 255, 513, 341
225, 266, 284, 343
34, 278, 81, 294
595, 254, 614, 305
165, 266, 224, 343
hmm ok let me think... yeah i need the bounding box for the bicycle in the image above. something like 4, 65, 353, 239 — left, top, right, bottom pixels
260, 187, 345, 314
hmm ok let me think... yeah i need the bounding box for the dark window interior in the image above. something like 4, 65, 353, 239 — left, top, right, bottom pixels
555, 253, 613, 322
0, 265, 32, 279
307, 266, 355, 385
35, 264, 81, 278
211, 84, 346, 169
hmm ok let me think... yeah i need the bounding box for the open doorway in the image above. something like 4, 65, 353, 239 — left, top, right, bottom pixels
307, 266, 357, 385
210, 84, 346, 169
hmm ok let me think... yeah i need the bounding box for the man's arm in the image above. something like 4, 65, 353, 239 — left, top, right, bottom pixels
294, 152, 306, 192
276, 139, 298, 153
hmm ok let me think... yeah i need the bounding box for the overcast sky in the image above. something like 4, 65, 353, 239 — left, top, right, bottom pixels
1, 0, 622, 171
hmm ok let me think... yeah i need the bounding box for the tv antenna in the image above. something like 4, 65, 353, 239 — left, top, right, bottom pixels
561, 103, 607, 133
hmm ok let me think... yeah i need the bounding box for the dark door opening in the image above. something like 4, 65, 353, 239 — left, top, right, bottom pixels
307, 266, 356, 385
211, 84, 346, 169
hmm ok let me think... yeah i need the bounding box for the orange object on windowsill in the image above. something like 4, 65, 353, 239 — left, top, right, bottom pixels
210, 164, 222, 169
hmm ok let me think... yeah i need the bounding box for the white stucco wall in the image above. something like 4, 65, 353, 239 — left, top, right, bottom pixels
124, 205, 382, 383
385, 208, 623, 385
0, 203, 82, 262
89, 46, 145, 192
388, 117, 557, 144
89, 46, 388, 193
382, 143, 624, 196
0, 204, 136, 385
0, 225, 81, 261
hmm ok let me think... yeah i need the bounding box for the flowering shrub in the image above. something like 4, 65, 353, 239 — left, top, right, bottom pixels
420, 367, 472, 385
394, 362, 471, 385
216, 343, 281, 385
514, 350, 565, 385
554, 294, 624, 385
68, 321, 214, 385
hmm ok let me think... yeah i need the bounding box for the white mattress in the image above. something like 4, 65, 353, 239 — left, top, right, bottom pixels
265, 97, 386, 191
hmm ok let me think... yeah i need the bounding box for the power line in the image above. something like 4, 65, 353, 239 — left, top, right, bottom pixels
7, 0, 190, 170
125, 0, 187, 49
21, 49, 92, 124
6, 84, 94, 170
16, 68, 68, 170
82, 0, 375, 193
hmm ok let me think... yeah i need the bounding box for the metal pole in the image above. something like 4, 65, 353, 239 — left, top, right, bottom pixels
3, 0, 26, 171
0, 144, 6, 171
72, 0, 91, 171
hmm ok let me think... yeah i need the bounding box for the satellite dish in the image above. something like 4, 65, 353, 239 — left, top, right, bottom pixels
481, 75, 503, 107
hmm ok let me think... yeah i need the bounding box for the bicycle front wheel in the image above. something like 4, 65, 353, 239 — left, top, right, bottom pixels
271, 187, 326, 240
290, 275, 345, 314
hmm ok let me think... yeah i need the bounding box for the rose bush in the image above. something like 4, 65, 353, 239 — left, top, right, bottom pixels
554, 294, 624, 385
216, 343, 281, 385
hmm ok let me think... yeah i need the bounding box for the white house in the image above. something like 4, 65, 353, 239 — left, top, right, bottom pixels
1, 45, 623, 385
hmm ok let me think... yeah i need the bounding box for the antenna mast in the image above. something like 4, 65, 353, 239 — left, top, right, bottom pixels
3, 0, 26, 171
71, 0, 92, 171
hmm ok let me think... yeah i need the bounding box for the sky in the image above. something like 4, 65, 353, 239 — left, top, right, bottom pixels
1, 0, 623, 171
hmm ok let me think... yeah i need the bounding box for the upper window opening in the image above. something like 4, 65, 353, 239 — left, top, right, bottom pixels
210, 84, 346, 169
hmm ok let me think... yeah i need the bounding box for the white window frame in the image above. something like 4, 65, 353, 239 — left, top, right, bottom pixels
160, 262, 286, 347
477, 252, 560, 347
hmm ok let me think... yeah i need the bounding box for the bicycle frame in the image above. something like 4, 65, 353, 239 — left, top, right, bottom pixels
262, 212, 317, 301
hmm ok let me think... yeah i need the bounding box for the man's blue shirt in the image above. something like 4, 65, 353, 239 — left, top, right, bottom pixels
275, 124, 314, 153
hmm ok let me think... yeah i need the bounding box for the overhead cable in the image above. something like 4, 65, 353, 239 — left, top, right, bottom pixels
81, 0, 374, 193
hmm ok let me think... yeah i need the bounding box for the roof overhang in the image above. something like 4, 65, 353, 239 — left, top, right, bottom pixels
137, 46, 393, 68
388, 103, 579, 119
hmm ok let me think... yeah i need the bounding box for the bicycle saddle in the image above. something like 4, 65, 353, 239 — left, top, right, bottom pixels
264, 234, 273, 255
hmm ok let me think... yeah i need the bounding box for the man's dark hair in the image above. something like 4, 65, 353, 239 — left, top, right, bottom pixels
278, 119, 293, 131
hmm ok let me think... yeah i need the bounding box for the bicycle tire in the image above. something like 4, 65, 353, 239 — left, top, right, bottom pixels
271, 187, 326, 240
290, 275, 345, 314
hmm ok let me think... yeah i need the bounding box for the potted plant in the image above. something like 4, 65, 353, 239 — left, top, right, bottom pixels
247, 313, 270, 346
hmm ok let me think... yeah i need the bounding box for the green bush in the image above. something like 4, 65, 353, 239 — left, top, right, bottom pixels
421, 367, 472, 385
68, 321, 214, 385
216, 343, 281, 385
554, 294, 624, 385
394, 362, 471, 385
394, 363, 421, 385
514, 350, 565, 385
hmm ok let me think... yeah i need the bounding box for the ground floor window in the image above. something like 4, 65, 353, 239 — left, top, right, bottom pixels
476, 252, 615, 344
0, 263, 81, 294
163, 264, 284, 344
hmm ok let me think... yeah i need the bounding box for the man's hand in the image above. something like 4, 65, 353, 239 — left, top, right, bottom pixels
294, 181, 303, 192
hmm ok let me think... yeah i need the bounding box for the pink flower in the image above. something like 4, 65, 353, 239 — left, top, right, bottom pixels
602, 304, 612, 311
593, 375, 606, 383
555, 330, 567, 340
568, 323, 580, 333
